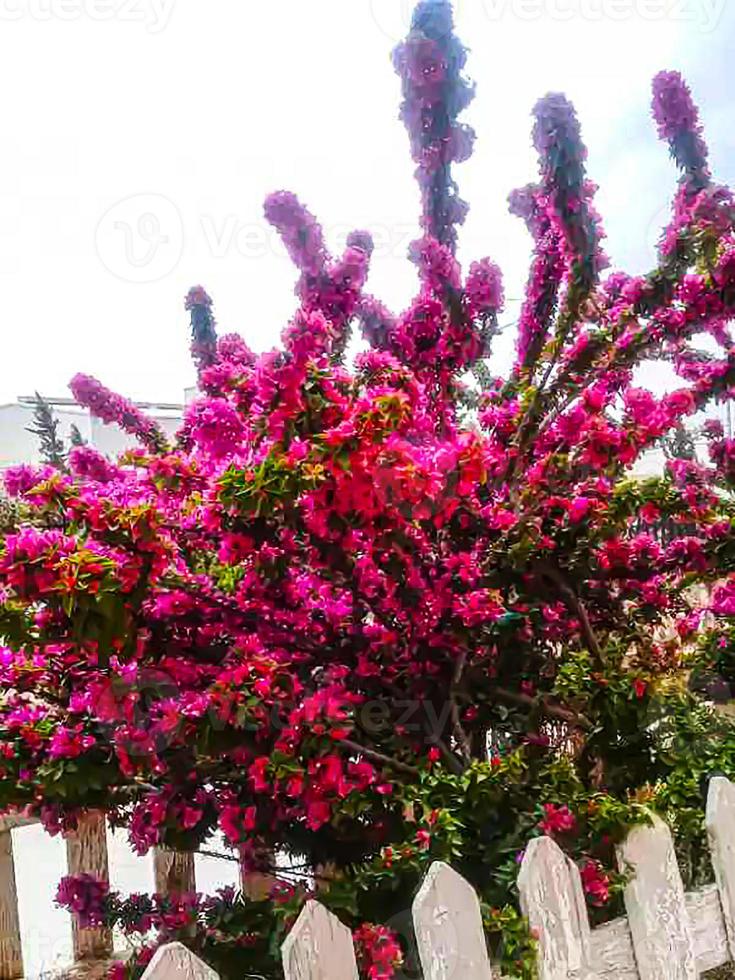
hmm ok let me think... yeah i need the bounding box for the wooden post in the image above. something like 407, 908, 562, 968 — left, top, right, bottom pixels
617, 815, 697, 979
153, 849, 196, 896
240, 866, 275, 901
241, 845, 277, 900
65, 811, 113, 961
140, 942, 219, 980
518, 836, 597, 980
0, 829, 23, 979
412, 861, 493, 979
707, 775, 735, 960
281, 900, 358, 980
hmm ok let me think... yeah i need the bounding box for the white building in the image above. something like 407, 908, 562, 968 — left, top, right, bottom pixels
0, 395, 183, 470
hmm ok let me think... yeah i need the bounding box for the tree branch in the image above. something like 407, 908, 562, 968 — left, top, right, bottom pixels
541, 565, 606, 668
433, 735, 465, 775
494, 686, 593, 731
338, 739, 420, 777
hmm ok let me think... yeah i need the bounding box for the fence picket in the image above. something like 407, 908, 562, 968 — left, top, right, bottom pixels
140, 942, 219, 980
518, 835, 597, 980
0, 830, 22, 980
707, 775, 735, 961
617, 815, 697, 979
281, 899, 359, 980
412, 861, 493, 979
65, 811, 113, 961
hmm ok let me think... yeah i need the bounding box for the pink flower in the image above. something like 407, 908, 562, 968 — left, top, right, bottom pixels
640, 502, 661, 524
56, 875, 110, 928
539, 804, 577, 836
219, 805, 257, 845
184, 397, 245, 459
3, 464, 56, 497
568, 496, 592, 523
632, 678, 648, 699
713, 581, 735, 617
580, 860, 611, 906
465, 258, 504, 317
48, 726, 96, 760
354, 923, 403, 980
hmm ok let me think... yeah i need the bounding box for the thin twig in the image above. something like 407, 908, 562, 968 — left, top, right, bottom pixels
198, 848, 239, 863
449, 649, 473, 763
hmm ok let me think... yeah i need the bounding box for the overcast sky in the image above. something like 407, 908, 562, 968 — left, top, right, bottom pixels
0, 0, 734, 406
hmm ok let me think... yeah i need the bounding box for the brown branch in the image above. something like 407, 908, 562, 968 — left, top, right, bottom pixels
431, 736, 465, 775
541, 565, 605, 668
494, 686, 593, 731
338, 739, 420, 777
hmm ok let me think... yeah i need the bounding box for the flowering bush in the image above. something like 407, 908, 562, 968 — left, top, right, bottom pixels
4, 2, 735, 977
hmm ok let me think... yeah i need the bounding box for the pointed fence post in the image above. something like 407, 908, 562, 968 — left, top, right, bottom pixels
65, 811, 113, 961
707, 775, 735, 960
0, 828, 23, 979
140, 942, 219, 980
281, 900, 359, 980
617, 814, 697, 979
518, 836, 597, 980
412, 861, 493, 979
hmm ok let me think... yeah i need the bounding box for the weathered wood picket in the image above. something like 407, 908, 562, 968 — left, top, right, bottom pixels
4, 776, 735, 978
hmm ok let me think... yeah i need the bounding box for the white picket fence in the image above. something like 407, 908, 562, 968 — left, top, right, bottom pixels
5, 776, 735, 979
143, 776, 735, 980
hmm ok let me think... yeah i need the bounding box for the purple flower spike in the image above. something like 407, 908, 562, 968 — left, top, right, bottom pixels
532, 93, 606, 290
264, 191, 327, 277
652, 71, 709, 185
69, 374, 168, 454
394, 0, 475, 252
185, 285, 218, 377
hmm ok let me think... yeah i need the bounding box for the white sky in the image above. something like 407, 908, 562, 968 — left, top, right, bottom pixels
0, 0, 734, 405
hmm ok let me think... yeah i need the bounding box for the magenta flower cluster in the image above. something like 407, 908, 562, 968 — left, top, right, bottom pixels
70, 374, 167, 454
